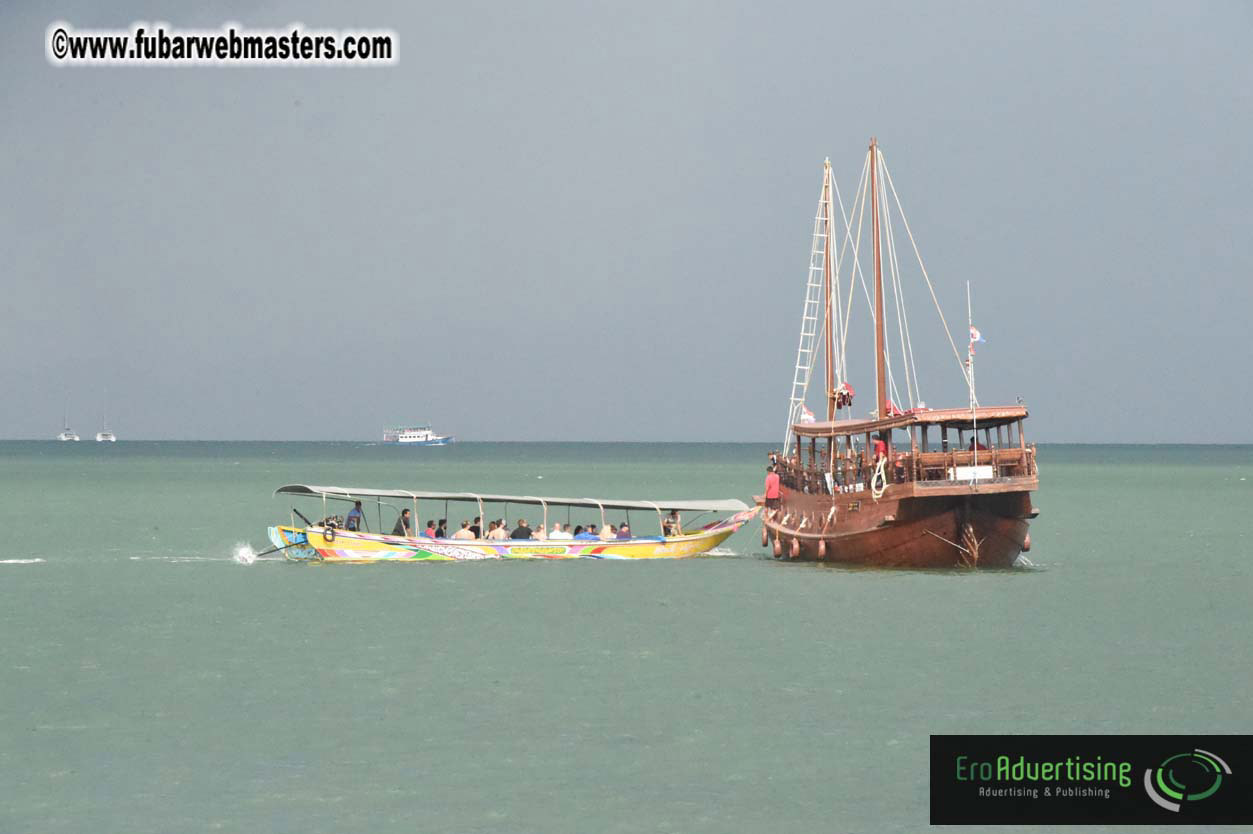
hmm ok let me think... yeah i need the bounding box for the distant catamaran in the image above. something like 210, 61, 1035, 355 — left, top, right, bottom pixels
57, 406, 80, 442
761, 140, 1039, 567
96, 394, 117, 442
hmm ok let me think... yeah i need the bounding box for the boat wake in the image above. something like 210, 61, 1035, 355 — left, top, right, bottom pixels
0, 558, 45, 565
232, 543, 258, 565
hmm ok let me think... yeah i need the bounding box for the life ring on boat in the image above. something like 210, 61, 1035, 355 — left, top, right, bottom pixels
322, 526, 335, 543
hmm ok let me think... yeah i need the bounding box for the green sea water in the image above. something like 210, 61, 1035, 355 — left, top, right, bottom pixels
1, 441, 1250, 833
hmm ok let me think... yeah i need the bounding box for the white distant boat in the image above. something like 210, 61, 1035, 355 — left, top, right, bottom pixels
96, 397, 117, 442
382, 425, 454, 446
57, 408, 80, 442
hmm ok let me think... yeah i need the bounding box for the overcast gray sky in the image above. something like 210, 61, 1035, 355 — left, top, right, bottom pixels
2, 1, 1249, 441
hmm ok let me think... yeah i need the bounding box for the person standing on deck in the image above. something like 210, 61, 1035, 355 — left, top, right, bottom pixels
764, 466, 781, 517
391, 508, 413, 537
345, 501, 366, 532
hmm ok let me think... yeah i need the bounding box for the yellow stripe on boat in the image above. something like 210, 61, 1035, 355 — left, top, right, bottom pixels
269, 508, 756, 563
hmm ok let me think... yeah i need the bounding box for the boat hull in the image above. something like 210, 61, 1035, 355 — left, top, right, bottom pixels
762, 489, 1033, 568
382, 437, 454, 446
268, 509, 756, 563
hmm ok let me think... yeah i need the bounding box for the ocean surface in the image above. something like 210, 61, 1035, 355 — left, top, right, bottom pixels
1, 441, 1249, 833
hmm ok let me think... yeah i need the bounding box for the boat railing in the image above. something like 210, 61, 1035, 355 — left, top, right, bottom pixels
772, 444, 1037, 494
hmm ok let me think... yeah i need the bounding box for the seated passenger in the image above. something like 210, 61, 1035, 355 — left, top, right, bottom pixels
487, 520, 509, 540
451, 520, 475, 540
663, 510, 682, 536
510, 519, 533, 539
345, 500, 365, 532
549, 523, 573, 540
599, 524, 616, 541
532, 524, 548, 541
422, 519, 436, 538
435, 518, 448, 538
391, 508, 413, 537
573, 526, 598, 541
616, 522, 631, 540
968, 437, 988, 451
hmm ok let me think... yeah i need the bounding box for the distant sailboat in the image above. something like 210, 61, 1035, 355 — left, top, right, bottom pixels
57, 406, 80, 442
96, 394, 117, 442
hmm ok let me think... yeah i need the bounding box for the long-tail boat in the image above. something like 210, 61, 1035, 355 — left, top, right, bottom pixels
268, 484, 756, 562
761, 140, 1039, 567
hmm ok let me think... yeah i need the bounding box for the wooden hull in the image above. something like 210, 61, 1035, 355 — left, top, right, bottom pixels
762, 486, 1034, 568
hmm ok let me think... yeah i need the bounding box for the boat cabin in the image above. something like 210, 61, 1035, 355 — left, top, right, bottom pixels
775, 406, 1037, 496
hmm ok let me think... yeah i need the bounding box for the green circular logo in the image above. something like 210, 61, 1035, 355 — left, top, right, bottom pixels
1144, 749, 1231, 812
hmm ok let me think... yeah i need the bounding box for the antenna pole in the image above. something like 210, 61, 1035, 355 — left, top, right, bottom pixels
870, 138, 887, 421
967, 280, 978, 470
823, 159, 836, 420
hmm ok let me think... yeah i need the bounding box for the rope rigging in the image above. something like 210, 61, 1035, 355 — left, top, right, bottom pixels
784, 142, 971, 440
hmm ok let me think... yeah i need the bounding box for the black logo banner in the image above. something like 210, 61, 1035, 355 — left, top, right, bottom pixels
931, 735, 1253, 825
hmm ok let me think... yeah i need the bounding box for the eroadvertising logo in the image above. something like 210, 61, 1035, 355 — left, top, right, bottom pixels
1143, 749, 1231, 812
930, 735, 1252, 825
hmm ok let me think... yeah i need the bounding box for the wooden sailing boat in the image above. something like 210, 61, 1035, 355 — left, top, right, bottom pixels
761, 139, 1038, 567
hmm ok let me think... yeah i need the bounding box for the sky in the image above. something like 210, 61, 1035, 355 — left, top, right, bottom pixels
2, 1, 1250, 442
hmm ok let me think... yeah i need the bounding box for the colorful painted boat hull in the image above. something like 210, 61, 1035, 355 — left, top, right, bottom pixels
268, 509, 757, 563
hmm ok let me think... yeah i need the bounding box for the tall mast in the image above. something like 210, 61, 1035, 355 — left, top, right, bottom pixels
870, 137, 887, 420
822, 159, 836, 420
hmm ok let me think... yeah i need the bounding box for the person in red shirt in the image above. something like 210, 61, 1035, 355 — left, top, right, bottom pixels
872, 434, 888, 461
764, 466, 781, 515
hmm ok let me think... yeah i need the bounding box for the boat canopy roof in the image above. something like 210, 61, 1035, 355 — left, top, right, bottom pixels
275, 484, 749, 514
792, 405, 1029, 438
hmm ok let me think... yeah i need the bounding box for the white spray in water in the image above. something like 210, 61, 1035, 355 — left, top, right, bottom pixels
232, 542, 258, 566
